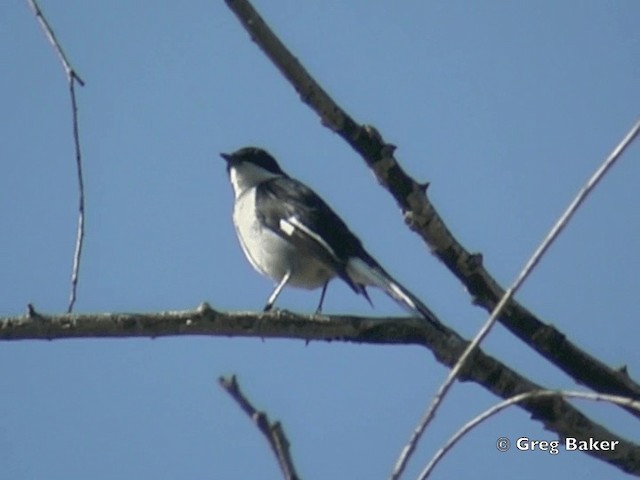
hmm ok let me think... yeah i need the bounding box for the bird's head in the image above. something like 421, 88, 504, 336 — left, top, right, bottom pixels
220, 147, 286, 196
220, 147, 285, 175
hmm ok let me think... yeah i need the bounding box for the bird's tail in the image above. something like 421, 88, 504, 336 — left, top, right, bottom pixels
346, 257, 444, 331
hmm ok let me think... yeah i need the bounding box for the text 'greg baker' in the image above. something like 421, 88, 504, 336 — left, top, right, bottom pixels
516, 437, 619, 454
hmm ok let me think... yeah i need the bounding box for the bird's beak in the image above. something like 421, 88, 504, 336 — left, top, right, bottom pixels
220, 152, 236, 175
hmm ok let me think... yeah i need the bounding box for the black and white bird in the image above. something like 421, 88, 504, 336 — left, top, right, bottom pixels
221, 147, 443, 329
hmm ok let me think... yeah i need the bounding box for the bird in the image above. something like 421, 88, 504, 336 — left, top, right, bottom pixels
220, 146, 443, 330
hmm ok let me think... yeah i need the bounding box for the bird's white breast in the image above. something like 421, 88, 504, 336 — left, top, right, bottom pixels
232, 187, 335, 289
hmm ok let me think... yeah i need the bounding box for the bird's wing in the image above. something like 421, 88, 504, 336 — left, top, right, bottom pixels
255, 177, 443, 329
254, 177, 368, 295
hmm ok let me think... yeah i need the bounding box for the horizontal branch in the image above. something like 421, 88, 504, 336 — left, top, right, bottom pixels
223, 0, 640, 415
2, 303, 639, 473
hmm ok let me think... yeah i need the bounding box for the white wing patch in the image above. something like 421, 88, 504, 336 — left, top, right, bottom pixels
279, 218, 296, 236
280, 216, 340, 261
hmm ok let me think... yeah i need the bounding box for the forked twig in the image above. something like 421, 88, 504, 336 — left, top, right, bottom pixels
26, 0, 85, 85
419, 390, 640, 479
392, 118, 640, 479
26, 0, 86, 312
219, 375, 301, 480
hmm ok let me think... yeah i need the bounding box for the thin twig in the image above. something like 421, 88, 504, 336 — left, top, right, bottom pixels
218, 375, 301, 480
26, 0, 86, 312
66, 78, 86, 312
391, 119, 640, 479
419, 390, 640, 479
223, 0, 640, 415
25, 0, 85, 85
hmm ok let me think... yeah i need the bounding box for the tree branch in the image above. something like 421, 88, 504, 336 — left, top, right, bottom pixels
222, 0, 640, 412
2, 304, 639, 474
219, 375, 301, 480
25, 0, 85, 85
419, 390, 640, 479
392, 118, 640, 479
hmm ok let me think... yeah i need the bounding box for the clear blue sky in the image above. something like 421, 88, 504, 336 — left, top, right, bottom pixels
1, 1, 639, 478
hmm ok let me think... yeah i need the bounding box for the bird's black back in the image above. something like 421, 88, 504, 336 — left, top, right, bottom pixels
255, 176, 374, 292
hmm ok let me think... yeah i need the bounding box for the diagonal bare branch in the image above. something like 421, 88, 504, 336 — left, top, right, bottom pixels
222, 0, 640, 413
26, 0, 85, 85
392, 119, 640, 479
219, 375, 301, 480
26, 0, 86, 313
1, 304, 639, 474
